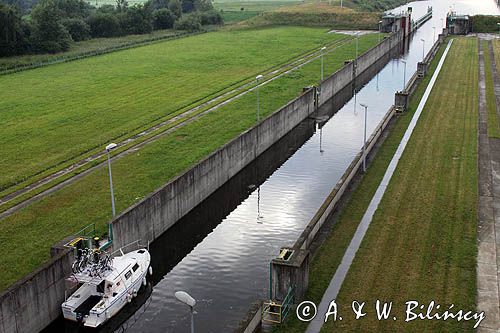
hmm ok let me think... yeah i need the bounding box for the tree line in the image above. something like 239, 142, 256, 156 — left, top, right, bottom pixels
0, 0, 223, 56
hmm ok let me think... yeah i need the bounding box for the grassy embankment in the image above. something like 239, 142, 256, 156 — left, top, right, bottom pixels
0, 31, 381, 292
237, 4, 381, 30
234, 0, 410, 29
215, 0, 410, 24
275, 38, 478, 332
214, 0, 300, 23
0, 27, 344, 195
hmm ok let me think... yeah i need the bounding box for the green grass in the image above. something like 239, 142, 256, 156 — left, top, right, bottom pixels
0, 27, 343, 193
214, 0, 301, 12
274, 38, 478, 333
220, 10, 261, 23
0, 33, 381, 292
328, 38, 478, 332
487, 41, 500, 138
0, 29, 182, 71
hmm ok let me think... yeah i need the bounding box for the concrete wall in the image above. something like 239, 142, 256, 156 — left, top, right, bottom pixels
0, 249, 73, 333
356, 31, 403, 75
111, 90, 315, 249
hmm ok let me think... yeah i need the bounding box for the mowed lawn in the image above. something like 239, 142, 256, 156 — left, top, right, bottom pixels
325, 38, 478, 332
0, 26, 342, 191
0, 33, 380, 291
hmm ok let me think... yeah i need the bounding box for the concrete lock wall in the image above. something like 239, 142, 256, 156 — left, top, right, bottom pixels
1, 30, 407, 333
111, 89, 316, 249
356, 31, 403, 75
0, 249, 73, 333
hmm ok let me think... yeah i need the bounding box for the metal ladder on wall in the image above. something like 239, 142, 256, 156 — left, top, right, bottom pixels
262, 286, 295, 324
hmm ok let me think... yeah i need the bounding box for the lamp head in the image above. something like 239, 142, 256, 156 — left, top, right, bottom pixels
105, 143, 117, 152
175, 291, 196, 307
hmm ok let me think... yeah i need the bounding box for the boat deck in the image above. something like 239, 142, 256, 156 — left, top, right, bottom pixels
74, 295, 102, 316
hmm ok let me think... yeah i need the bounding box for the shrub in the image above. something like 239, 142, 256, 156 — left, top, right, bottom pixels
174, 12, 201, 31
88, 13, 122, 37
30, 0, 72, 53
62, 17, 90, 41
168, 0, 181, 17
153, 8, 176, 29
119, 5, 153, 35
200, 9, 223, 25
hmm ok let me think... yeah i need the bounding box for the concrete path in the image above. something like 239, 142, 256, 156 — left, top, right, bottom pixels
305, 39, 454, 333
477, 38, 500, 333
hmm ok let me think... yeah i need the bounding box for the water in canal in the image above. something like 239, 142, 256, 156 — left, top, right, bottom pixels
47, 1, 500, 332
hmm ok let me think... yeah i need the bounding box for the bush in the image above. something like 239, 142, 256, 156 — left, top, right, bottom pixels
153, 8, 176, 29
471, 15, 500, 33
88, 13, 122, 37
174, 12, 201, 31
200, 9, 222, 25
30, 0, 73, 53
62, 17, 90, 41
98, 4, 116, 14
119, 5, 153, 35
168, 0, 181, 17
181, 0, 195, 13
0, 3, 31, 56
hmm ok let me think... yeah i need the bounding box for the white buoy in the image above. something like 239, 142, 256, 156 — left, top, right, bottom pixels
142, 277, 147, 286
149, 266, 153, 276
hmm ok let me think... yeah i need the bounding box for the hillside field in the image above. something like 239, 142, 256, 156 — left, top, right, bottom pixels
0, 27, 343, 193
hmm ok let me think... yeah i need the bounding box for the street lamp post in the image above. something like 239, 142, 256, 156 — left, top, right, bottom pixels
175, 291, 196, 333
378, 20, 383, 43
401, 60, 407, 91
105, 143, 117, 217
441, 18, 444, 30
320, 46, 327, 81
256, 74, 264, 121
420, 38, 425, 61
355, 32, 359, 59
432, 26, 436, 43
359, 104, 368, 172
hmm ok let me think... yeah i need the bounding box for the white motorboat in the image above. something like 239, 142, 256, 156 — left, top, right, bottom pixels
62, 248, 152, 328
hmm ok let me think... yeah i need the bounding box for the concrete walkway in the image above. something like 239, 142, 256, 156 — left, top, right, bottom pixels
305, 39, 454, 333
477, 38, 500, 333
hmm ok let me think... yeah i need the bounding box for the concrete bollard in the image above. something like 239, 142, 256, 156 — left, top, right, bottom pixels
417, 62, 428, 78
270, 248, 309, 303
395, 91, 409, 112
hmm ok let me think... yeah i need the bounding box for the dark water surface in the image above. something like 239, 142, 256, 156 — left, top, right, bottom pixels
46, 1, 499, 332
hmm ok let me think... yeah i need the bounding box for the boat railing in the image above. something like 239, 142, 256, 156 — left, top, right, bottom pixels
109, 239, 149, 258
